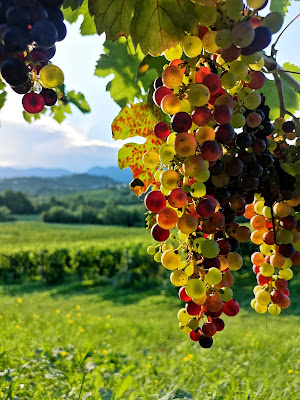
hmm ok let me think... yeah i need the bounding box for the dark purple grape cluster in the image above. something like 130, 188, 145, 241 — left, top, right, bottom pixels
0, 0, 66, 113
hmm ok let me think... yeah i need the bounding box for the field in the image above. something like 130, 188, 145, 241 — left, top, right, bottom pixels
0, 220, 149, 252
0, 282, 299, 399
0, 220, 299, 399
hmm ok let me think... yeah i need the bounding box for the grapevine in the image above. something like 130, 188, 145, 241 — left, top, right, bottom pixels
132, 1, 300, 349
0, 0, 67, 113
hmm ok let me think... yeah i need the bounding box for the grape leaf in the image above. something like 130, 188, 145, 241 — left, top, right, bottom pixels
130, 0, 199, 55
68, 90, 91, 113
112, 103, 163, 196
260, 77, 300, 120
63, 0, 96, 35
89, 0, 136, 41
0, 81, 7, 110
270, 0, 291, 16
95, 38, 144, 107
63, 0, 84, 10
282, 62, 300, 84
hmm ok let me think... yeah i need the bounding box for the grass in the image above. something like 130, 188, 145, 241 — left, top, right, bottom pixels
0, 221, 149, 252
0, 282, 298, 399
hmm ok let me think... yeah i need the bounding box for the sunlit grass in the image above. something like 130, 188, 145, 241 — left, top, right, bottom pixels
0, 283, 298, 399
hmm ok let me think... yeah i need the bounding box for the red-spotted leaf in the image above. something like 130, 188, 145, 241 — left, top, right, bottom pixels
112, 103, 163, 196
112, 103, 162, 140
118, 132, 163, 196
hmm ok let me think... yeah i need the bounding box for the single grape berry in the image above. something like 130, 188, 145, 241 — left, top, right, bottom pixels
22, 92, 45, 114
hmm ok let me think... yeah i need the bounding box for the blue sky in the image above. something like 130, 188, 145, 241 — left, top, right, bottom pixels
0, 4, 299, 171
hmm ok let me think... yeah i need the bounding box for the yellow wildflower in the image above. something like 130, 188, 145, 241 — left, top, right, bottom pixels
56, 310, 60, 314
76, 305, 81, 310
61, 351, 67, 357
17, 299, 22, 304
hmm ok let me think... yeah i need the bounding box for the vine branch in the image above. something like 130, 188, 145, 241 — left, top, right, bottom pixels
262, 54, 300, 123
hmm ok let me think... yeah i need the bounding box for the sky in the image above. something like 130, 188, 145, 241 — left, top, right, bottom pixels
0, 4, 299, 172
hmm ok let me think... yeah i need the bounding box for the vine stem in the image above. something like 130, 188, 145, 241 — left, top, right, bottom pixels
270, 204, 279, 246
271, 13, 300, 53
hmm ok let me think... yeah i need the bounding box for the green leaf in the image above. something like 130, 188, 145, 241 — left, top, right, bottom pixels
269, 0, 300, 16
68, 90, 91, 113
95, 37, 144, 107
89, 0, 136, 41
114, 375, 133, 399
137, 54, 167, 92
282, 62, 300, 84
50, 103, 72, 124
260, 77, 300, 120
130, 0, 199, 55
22, 111, 43, 123
0, 90, 7, 110
63, 0, 84, 10
63, 0, 96, 35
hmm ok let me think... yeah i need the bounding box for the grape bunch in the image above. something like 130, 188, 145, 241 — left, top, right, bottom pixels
137, 0, 300, 348
0, 0, 66, 114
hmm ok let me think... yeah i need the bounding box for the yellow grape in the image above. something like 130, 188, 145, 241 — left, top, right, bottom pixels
183, 36, 203, 58
230, 60, 249, 80
247, 0, 266, 9
160, 170, 180, 190
162, 65, 183, 89
40, 65, 64, 88
191, 182, 206, 197
227, 253, 243, 271
177, 308, 192, 324
161, 250, 181, 270
279, 268, 293, 280
268, 303, 281, 315
170, 270, 188, 286
185, 278, 206, 298
255, 303, 268, 314
249, 57, 264, 71
221, 72, 237, 89
196, 126, 215, 143
243, 92, 261, 110
188, 84, 210, 107
142, 150, 159, 168
164, 44, 183, 61
161, 94, 181, 114
159, 144, 176, 163
202, 31, 219, 53
255, 290, 271, 305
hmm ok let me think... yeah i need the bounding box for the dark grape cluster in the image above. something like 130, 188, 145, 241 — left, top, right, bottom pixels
0, 0, 66, 113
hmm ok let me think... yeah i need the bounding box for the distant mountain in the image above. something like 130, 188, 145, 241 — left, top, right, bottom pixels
0, 174, 120, 196
0, 167, 71, 178
0, 166, 132, 183
87, 166, 132, 183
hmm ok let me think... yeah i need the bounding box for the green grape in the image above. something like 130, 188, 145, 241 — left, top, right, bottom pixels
185, 263, 194, 276
201, 239, 220, 258
247, 0, 267, 9
154, 251, 162, 262
162, 243, 173, 252
255, 303, 267, 314
250, 298, 257, 309
259, 263, 275, 277
227, 253, 243, 271
167, 132, 176, 146
202, 31, 219, 53
279, 268, 293, 280
215, 29, 232, 49
293, 160, 300, 175
205, 267, 222, 285
187, 318, 199, 330
170, 270, 188, 286
219, 287, 233, 302
232, 22, 255, 48
159, 144, 176, 163
183, 36, 203, 58
225, 0, 243, 20
193, 237, 206, 252
195, 167, 210, 182
185, 278, 206, 298
142, 150, 159, 168
191, 182, 206, 197
276, 229, 294, 244
243, 92, 261, 110
198, 6, 217, 26
241, 52, 262, 65
154, 169, 163, 182
221, 72, 237, 89
263, 12, 284, 34
268, 303, 281, 315
164, 44, 183, 61
230, 113, 245, 128
147, 246, 156, 255
188, 84, 210, 107
40, 65, 64, 88
177, 308, 192, 324
230, 60, 249, 80
255, 290, 271, 305
262, 206, 272, 218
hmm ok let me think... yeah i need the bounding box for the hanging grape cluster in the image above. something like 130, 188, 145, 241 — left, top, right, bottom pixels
140, 0, 300, 348
0, 0, 66, 113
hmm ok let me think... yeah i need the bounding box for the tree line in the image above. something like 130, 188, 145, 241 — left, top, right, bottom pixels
0, 189, 146, 227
